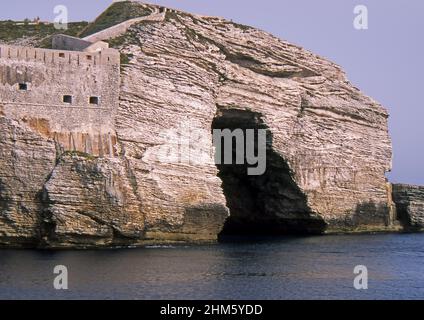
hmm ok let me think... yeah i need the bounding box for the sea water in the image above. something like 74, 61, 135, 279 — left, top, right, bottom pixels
0, 234, 423, 300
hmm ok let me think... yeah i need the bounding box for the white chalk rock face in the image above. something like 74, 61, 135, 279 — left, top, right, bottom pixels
0, 3, 399, 248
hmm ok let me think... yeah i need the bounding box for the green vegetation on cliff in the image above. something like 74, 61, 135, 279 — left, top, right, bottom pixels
0, 1, 155, 47
78, 1, 153, 38
0, 20, 88, 47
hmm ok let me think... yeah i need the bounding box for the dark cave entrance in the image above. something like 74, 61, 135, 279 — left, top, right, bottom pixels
212, 108, 326, 239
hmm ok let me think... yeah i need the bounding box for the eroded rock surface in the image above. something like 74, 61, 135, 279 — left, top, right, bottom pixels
392, 184, 424, 232
113, 5, 396, 236
0, 2, 401, 248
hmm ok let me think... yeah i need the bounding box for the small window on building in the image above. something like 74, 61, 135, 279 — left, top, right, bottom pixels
18, 83, 28, 91
59, 53, 65, 58
89, 96, 99, 105
63, 95, 72, 104
86, 55, 92, 61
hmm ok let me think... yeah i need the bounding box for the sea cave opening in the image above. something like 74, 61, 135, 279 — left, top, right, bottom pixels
212, 108, 326, 240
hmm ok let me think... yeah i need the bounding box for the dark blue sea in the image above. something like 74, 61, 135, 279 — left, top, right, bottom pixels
0, 234, 423, 300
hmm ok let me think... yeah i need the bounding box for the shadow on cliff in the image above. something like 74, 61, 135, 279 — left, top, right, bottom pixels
212, 108, 326, 241
349, 200, 394, 230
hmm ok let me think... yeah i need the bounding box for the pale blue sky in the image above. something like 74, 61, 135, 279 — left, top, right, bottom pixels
1, 0, 423, 185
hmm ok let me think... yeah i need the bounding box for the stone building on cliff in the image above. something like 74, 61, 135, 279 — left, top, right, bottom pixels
0, 35, 120, 157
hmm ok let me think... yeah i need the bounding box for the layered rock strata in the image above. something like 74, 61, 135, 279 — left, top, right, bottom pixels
0, 2, 403, 248
392, 184, 424, 232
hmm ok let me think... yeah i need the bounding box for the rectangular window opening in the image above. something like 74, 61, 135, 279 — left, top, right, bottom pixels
86, 55, 92, 61
63, 95, 72, 104
89, 96, 99, 105
59, 53, 65, 58
18, 83, 28, 91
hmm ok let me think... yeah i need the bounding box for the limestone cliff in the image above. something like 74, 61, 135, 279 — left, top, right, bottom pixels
392, 184, 424, 232
0, 2, 402, 248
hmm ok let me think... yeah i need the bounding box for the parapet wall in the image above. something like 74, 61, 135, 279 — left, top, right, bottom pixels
82, 12, 165, 43
0, 44, 119, 67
